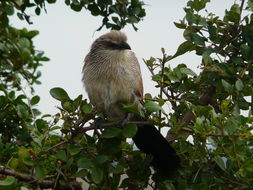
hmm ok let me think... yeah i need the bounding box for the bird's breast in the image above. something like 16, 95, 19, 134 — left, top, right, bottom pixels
83, 50, 141, 118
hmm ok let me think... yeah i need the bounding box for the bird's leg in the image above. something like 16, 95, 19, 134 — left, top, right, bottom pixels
92, 117, 104, 136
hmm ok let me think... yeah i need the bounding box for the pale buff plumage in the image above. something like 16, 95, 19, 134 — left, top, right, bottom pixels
82, 30, 143, 119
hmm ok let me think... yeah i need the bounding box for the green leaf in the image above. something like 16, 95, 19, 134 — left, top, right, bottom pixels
122, 123, 137, 138
98, 138, 121, 156
77, 158, 93, 169
21, 187, 29, 190
221, 79, 232, 92
180, 67, 197, 76
65, 0, 70, 5
82, 103, 93, 114
0, 176, 16, 186
27, 30, 39, 38
240, 44, 250, 60
95, 155, 109, 165
235, 79, 244, 91
50, 87, 70, 101
121, 103, 139, 115
4, 4, 14, 15
193, 183, 208, 190
157, 180, 175, 190
47, 0, 57, 3
244, 159, 253, 172
101, 127, 122, 138
18, 38, 30, 48
55, 150, 67, 162
224, 4, 240, 24
191, 33, 206, 46
50, 126, 61, 131
224, 120, 237, 134
0, 96, 7, 107
111, 164, 124, 174
112, 16, 119, 24
35, 119, 48, 131
152, 74, 162, 82
62, 101, 73, 112
145, 57, 156, 67
68, 144, 81, 156
35, 166, 46, 180
16, 105, 29, 119
249, 0, 253, 9
174, 21, 186, 29
23, 157, 35, 166
74, 169, 88, 177
91, 167, 103, 184
221, 99, 232, 114
35, 7, 41, 15
192, 0, 210, 11
31, 95, 40, 105
8, 158, 19, 169
194, 117, 204, 133
165, 72, 180, 82
171, 41, 195, 59
70, 2, 82, 11
144, 101, 161, 113
214, 156, 226, 171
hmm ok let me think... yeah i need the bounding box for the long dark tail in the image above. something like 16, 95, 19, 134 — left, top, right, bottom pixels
132, 124, 180, 176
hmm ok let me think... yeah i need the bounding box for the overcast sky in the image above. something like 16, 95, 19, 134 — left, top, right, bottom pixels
10, 0, 234, 115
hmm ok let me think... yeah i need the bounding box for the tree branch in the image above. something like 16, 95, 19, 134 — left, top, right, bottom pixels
0, 167, 82, 190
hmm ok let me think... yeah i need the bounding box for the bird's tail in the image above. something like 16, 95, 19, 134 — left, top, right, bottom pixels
132, 124, 180, 176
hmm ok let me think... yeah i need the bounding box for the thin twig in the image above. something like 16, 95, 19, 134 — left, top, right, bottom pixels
240, 0, 245, 15
220, 175, 246, 187
158, 53, 167, 126
53, 172, 61, 190
45, 141, 67, 152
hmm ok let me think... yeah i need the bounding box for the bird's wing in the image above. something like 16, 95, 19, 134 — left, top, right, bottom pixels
129, 51, 144, 103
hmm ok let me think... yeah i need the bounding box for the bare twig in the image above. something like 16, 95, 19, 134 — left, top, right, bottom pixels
145, 59, 172, 100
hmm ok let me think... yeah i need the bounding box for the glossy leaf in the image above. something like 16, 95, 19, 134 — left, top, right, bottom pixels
0, 176, 16, 186
50, 87, 70, 101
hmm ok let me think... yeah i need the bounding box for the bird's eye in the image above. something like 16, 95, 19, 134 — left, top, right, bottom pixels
104, 41, 131, 50
105, 41, 119, 49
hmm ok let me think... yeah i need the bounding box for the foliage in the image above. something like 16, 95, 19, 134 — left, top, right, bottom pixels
6, 0, 145, 31
0, 0, 253, 190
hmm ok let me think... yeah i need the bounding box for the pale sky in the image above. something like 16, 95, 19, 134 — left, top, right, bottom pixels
10, 0, 234, 115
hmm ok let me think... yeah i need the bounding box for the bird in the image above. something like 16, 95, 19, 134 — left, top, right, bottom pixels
82, 30, 180, 176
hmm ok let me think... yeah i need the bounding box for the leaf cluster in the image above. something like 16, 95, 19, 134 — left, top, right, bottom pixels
5, 0, 146, 31
144, 0, 253, 189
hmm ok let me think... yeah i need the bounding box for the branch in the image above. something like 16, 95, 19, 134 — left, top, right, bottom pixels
78, 120, 151, 133
45, 120, 153, 152
0, 167, 82, 190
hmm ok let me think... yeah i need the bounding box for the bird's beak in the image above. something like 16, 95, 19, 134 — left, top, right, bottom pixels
118, 41, 131, 50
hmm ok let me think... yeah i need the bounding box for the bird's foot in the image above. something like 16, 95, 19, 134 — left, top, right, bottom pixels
116, 113, 133, 127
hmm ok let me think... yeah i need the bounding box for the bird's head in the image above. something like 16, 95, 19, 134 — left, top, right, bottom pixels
91, 30, 131, 51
